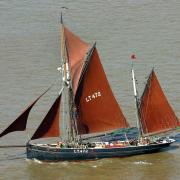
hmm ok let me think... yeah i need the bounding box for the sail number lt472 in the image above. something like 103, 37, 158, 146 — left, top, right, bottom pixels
85, 91, 101, 102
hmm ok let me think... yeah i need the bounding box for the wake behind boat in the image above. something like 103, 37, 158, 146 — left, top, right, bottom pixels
0, 15, 179, 161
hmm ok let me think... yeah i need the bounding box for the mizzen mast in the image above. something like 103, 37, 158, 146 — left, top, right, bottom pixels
131, 55, 142, 138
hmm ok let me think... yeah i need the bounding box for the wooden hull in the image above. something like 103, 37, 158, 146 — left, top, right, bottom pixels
26, 141, 172, 161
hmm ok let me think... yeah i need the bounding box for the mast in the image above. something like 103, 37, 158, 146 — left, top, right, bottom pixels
59, 13, 78, 142
131, 62, 142, 138
60, 12, 70, 141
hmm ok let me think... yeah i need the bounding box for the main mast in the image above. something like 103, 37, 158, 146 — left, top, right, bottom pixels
59, 13, 78, 142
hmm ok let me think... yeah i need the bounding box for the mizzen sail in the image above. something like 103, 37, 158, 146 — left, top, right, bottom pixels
75, 46, 129, 134
0, 88, 50, 138
139, 69, 179, 135
31, 94, 61, 140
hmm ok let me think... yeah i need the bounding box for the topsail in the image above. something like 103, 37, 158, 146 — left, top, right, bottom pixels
63, 25, 90, 95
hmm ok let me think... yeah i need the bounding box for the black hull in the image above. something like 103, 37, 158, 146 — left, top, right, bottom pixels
26, 142, 172, 161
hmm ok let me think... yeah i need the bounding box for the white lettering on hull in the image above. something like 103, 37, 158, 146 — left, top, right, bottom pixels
73, 149, 89, 154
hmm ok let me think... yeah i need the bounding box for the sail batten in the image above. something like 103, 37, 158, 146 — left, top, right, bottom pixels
0, 87, 50, 138
31, 94, 61, 140
139, 69, 179, 135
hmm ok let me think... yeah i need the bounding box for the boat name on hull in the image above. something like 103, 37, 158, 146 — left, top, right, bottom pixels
73, 149, 89, 153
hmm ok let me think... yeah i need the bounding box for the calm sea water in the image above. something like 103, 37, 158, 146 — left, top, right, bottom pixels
0, 0, 179, 179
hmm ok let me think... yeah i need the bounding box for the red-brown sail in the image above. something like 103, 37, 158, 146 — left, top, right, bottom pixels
31, 94, 61, 140
0, 88, 50, 138
75, 47, 129, 134
139, 69, 179, 135
63, 25, 90, 95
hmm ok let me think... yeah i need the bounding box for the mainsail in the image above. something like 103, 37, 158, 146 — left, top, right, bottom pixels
31, 94, 61, 140
0, 88, 50, 138
139, 69, 179, 135
61, 22, 129, 135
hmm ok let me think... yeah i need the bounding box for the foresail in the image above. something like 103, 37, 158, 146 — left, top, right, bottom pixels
63, 25, 90, 94
139, 69, 179, 136
0, 88, 50, 138
31, 94, 61, 140
75, 47, 129, 134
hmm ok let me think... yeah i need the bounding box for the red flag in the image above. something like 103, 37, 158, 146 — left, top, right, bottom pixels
131, 54, 136, 60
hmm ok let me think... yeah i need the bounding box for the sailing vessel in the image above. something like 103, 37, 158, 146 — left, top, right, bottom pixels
0, 16, 179, 161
